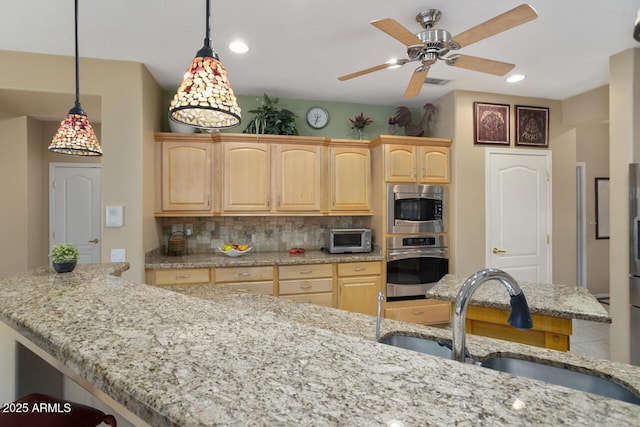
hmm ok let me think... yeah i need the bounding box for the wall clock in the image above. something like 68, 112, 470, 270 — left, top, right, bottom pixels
306, 106, 329, 129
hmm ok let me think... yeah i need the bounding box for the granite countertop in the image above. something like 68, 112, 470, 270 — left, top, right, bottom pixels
1, 264, 639, 426
145, 249, 384, 269
427, 274, 612, 323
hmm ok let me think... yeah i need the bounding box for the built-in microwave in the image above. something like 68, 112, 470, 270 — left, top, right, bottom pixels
325, 228, 372, 254
387, 184, 448, 234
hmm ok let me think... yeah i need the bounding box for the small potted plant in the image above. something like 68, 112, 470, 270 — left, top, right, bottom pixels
49, 243, 79, 273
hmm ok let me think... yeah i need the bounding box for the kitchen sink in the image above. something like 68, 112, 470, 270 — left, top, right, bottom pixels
380, 334, 453, 358
481, 356, 640, 405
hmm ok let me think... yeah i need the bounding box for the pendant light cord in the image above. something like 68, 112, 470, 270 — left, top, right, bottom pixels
196, 0, 218, 59
71, 0, 84, 114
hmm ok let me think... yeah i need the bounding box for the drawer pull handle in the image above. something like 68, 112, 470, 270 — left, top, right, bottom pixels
238, 272, 251, 277
175, 275, 190, 279
413, 311, 425, 315
299, 270, 313, 274
354, 267, 366, 271
299, 284, 313, 289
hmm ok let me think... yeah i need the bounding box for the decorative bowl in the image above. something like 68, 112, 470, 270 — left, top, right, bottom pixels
217, 246, 252, 257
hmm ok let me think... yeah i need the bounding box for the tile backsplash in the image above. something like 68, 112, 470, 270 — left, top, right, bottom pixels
160, 216, 372, 254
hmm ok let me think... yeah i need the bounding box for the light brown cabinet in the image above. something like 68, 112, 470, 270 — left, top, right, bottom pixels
214, 265, 275, 295
328, 145, 371, 213
222, 141, 323, 213
278, 263, 334, 307
146, 267, 211, 286
384, 299, 451, 325
384, 144, 450, 184
160, 141, 213, 212
337, 261, 383, 316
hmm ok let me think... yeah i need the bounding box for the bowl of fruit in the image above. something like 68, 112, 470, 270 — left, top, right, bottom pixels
218, 243, 252, 257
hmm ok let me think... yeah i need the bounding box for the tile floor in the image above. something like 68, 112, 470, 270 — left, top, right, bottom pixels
569, 301, 611, 360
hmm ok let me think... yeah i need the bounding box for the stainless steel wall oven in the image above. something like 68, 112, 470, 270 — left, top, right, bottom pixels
387, 184, 448, 234
386, 235, 449, 301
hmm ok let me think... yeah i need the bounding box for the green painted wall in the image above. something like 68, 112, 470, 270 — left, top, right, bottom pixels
162, 91, 423, 139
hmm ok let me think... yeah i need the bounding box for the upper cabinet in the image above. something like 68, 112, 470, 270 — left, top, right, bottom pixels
222, 142, 271, 212
328, 143, 371, 214
221, 140, 323, 213
158, 138, 213, 214
154, 133, 377, 217
373, 136, 451, 184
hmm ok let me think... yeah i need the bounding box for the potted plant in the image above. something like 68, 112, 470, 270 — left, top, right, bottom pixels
243, 93, 299, 136
49, 243, 79, 273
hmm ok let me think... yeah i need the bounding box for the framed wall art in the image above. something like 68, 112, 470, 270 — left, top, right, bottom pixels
473, 102, 510, 145
515, 105, 549, 147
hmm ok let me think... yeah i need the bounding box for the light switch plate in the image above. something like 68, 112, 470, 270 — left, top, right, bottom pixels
110, 249, 126, 262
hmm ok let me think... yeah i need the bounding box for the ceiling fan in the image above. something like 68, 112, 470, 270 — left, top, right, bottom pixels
338, 4, 538, 98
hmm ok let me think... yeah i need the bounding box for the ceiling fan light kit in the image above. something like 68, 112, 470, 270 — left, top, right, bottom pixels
338, 4, 539, 99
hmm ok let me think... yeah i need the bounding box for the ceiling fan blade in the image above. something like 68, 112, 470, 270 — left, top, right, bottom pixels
338, 63, 394, 81
452, 4, 538, 48
448, 54, 515, 76
404, 67, 429, 98
371, 18, 423, 46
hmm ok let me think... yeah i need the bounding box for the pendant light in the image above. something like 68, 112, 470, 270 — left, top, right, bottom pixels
49, 0, 102, 156
168, 0, 241, 130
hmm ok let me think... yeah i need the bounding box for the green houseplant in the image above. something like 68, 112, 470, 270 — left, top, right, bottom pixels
49, 243, 79, 273
242, 93, 299, 136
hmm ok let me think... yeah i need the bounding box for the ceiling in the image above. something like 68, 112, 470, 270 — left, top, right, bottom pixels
0, 0, 638, 120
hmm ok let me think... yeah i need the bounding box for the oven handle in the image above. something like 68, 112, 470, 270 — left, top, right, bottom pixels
387, 249, 448, 261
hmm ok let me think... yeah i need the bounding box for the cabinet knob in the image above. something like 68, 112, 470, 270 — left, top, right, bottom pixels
354, 267, 366, 272
175, 275, 190, 279
299, 270, 313, 275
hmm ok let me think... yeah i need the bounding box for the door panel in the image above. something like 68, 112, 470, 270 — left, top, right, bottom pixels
50, 164, 101, 263
486, 150, 551, 283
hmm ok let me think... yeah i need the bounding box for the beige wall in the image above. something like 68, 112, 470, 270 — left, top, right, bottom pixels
576, 123, 610, 295
0, 50, 162, 282
443, 90, 576, 284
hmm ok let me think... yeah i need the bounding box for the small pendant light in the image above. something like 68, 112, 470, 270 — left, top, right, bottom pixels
168, 0, 241, 130
49, 0, 102, 157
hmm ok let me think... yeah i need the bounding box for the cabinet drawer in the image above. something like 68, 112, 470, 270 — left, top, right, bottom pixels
337, 261, 381, 277
215, 266, 274, 283
149, 268, 211, 285
279, 278, 333, 295
280, 293, 333, 307
222, 281, 274, 295
278, 263, 333, 280
385, 300, 450, 325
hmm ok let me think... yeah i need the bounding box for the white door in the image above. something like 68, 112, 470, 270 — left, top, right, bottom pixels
486, 149, 552, 283
50, 164, 101, 263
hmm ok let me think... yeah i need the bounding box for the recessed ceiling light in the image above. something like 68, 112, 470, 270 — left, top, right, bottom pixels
506, 74, 525, 83
229, 40, 249, 54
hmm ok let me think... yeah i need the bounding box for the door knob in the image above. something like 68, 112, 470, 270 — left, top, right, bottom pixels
89, 238, 99, 243
492, 247, 506, 254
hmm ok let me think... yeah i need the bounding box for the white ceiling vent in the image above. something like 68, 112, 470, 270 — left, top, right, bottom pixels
424, 77, 451, 85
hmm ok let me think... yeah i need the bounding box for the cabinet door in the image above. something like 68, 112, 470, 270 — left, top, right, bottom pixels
419, 146, 450, 184
273, 144, 322, 211
337, 275, 382, 316
384, 144, 417, 182
222, 142, 271, 211
161, 142, 212, 211
329, 147, 371, 211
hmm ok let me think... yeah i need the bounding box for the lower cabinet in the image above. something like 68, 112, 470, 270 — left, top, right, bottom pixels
214, 266, 275, 295
384, 299, 451, 325
277, 263, 333, 307
337, 261, 383, 316
463, 305, 572, 352
146, 260, 385, 315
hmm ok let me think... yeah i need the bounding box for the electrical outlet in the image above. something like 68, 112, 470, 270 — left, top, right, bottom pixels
171, 224, 183, 233
110, 249, 126, 262
185, 224, 193, 236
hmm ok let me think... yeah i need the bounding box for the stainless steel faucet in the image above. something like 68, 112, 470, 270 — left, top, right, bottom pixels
452, 268, 533, 362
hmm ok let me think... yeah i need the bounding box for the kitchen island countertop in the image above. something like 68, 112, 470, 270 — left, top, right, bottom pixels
427, 274, 611, 323
0, 263, 638, 426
